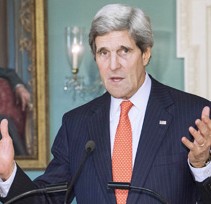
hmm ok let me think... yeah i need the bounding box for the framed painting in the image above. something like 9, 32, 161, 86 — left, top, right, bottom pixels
0, 0, 49, 169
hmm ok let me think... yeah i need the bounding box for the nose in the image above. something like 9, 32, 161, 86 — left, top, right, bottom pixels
110, 53, 120, 70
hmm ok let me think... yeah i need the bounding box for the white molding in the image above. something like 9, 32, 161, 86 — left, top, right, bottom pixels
207, 6, 211, 99
177, 0, 211, 100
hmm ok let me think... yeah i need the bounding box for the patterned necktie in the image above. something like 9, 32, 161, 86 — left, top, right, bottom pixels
112, 100, 133, 204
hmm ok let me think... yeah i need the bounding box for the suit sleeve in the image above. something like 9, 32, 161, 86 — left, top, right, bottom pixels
0, 165, 38, 204
197, 177, 211, 204
0, 67, 24, 89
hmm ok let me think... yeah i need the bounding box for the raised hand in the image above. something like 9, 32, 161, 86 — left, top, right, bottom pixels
0, 119, 15, 181
182, 106, 211, 168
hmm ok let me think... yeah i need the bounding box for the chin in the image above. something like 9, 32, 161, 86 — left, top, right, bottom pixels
107, 88, 131, 99
110, 93, 129, 99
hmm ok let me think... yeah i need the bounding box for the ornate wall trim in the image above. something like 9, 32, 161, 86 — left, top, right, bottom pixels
177, 0, 211, 100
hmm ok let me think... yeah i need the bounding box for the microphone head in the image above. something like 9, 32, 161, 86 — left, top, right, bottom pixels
85, 140, 95, 153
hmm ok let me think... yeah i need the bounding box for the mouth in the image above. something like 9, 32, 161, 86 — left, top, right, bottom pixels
109, 77, 124, 82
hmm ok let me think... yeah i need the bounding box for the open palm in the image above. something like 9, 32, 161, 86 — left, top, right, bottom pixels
0, 119, 15, 181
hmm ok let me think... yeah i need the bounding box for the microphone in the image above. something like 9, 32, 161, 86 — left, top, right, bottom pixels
5, 140, 95, 204
5, 182, 68, 204
107, 181, 169, 204
64, 140, 95, 204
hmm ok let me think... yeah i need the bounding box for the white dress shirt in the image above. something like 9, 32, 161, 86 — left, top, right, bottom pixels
110, 73, 151, 166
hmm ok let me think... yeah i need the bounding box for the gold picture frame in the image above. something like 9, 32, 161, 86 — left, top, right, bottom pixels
14, 0, 49, 170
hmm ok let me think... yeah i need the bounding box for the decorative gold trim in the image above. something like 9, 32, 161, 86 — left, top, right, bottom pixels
16, 0, 49, 169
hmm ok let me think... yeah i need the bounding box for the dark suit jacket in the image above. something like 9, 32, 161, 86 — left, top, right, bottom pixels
0, 67, 23, 89
2, 76, 211, 204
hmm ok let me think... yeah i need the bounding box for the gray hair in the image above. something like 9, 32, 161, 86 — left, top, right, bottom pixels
89, 4, 154, 55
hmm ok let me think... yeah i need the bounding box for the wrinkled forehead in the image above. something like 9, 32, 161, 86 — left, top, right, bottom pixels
95, 30, 136, 50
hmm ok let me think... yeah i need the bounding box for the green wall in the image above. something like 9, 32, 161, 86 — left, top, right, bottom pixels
25, 0, 183, 202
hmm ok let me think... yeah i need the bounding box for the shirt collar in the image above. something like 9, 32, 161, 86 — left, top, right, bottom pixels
110, 72, 151, 117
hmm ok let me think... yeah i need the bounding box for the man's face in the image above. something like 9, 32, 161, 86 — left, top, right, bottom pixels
95, 30, 151, 99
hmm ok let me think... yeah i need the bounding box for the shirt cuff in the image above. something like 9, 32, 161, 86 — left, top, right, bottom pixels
188, 159, 211, 182
0, 163, 17, 197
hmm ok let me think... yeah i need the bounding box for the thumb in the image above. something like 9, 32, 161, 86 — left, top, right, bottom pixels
0, 119, 10, 139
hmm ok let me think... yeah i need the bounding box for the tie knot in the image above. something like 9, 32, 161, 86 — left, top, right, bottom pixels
120, 101, 133, 116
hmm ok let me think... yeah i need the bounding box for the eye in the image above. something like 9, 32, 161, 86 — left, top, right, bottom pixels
118, 46, 132, 56
97, 48, 109, 56
122, 47, 129, 53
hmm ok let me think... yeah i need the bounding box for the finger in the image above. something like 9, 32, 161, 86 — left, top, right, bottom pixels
189, 126, 205, 145
181, 136, 195, 151
201, 106, 210, 118
0, 119, 10, 139
201, 106, 211, 126
195, 118, 211, 141
195, 119, 209, 138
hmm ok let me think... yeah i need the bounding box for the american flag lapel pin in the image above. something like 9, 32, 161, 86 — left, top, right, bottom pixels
159, 120, 167, 125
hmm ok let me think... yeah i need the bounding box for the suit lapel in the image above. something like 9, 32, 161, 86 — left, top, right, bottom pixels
128, 78, 174, 203
87, 93, 116, 204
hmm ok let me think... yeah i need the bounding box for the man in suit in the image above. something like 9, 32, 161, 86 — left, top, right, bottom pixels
0, 3, 211, 204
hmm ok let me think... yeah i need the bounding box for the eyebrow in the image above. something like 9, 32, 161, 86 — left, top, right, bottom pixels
96, 47, 107, 53
119, 45, 133, 51
96, 45, 133, 53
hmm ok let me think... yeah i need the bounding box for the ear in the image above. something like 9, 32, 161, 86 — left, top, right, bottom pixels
142, 47, 151, 66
